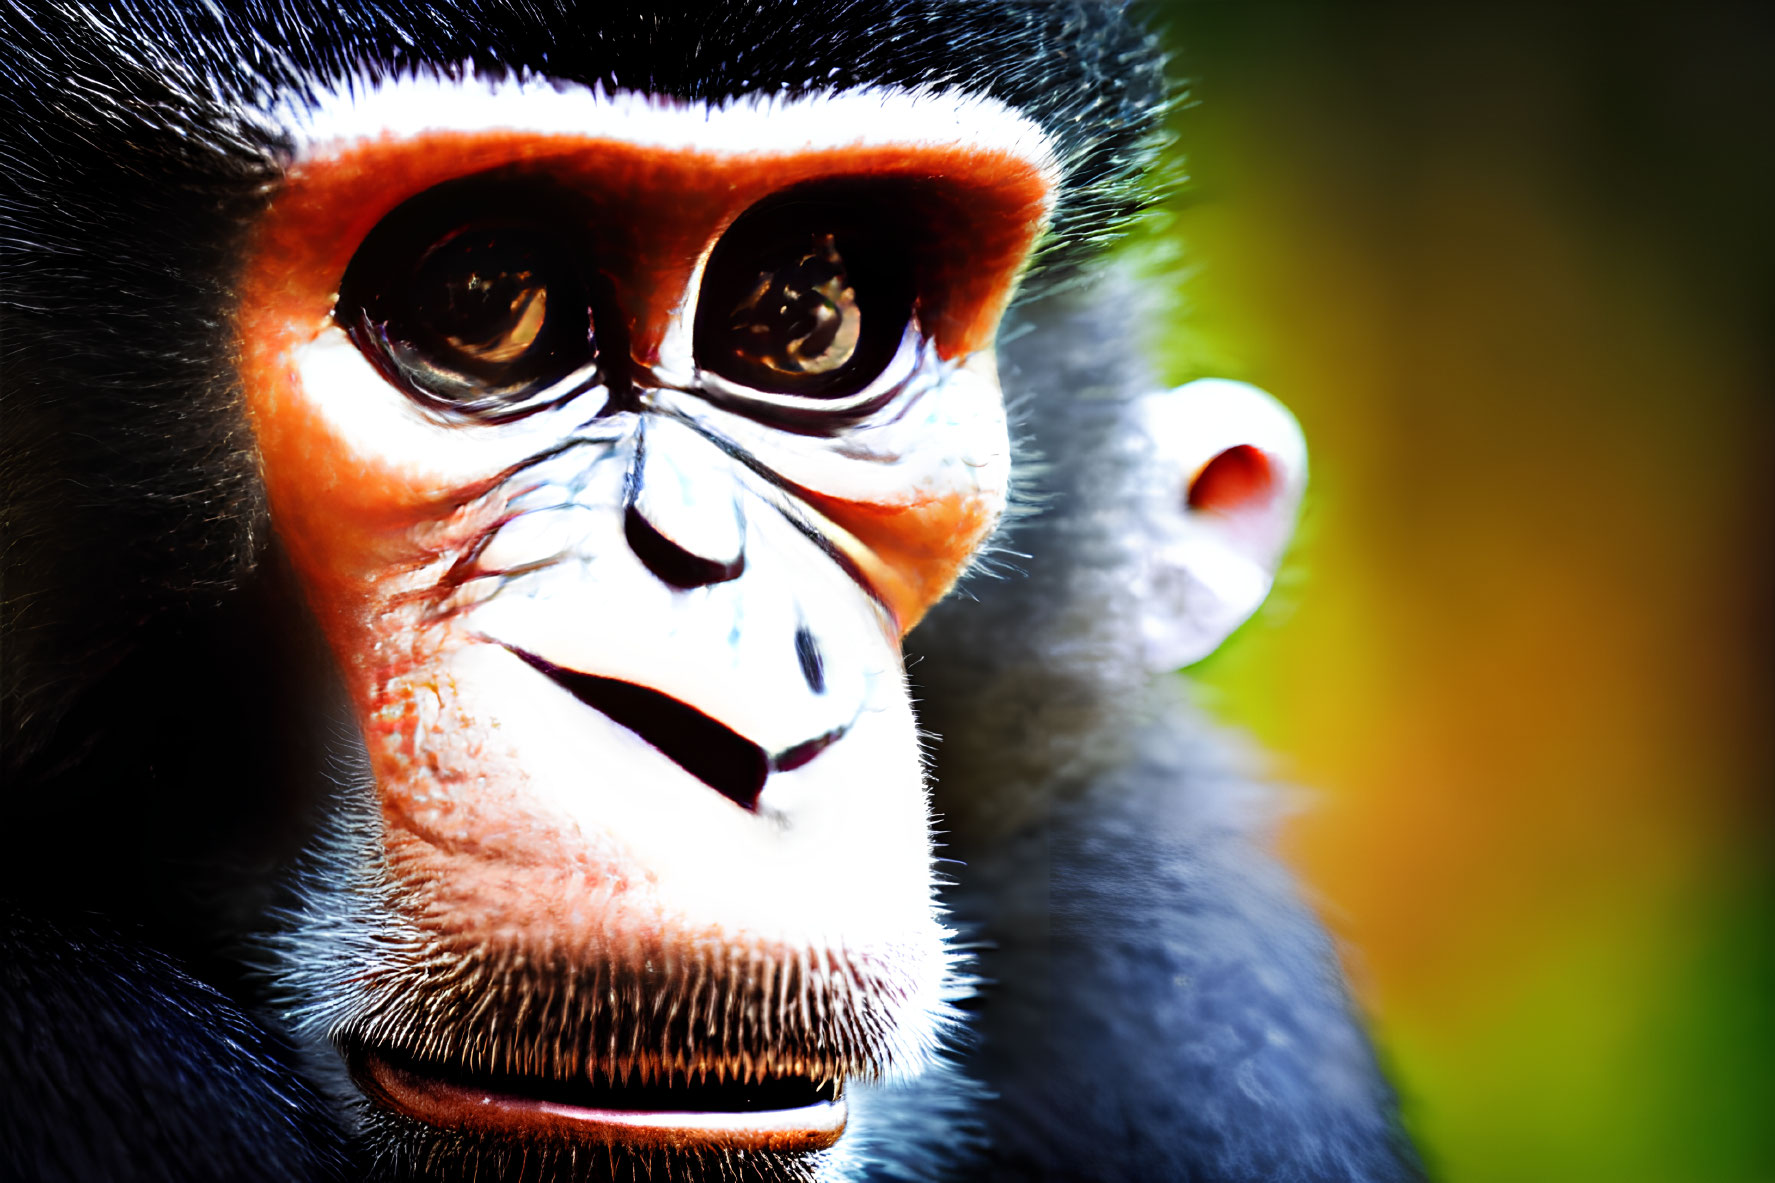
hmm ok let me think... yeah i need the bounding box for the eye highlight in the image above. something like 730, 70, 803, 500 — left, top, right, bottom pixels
694, 196, 913, 402
335, 182, 607, 422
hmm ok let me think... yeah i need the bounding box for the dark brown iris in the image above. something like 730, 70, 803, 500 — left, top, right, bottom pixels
726, 234, 862, 380
335, 180, 604, 420
418, 230, 553, 367
694, 197, 912, 402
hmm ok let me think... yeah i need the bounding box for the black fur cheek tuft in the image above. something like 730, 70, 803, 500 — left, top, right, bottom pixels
0, 5, 278, 778
0, 906, 350, 1183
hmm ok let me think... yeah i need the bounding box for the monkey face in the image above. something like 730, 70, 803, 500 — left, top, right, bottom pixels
235, 78, 1054, 1173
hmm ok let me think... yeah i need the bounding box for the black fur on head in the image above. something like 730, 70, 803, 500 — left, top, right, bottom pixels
0, 0, 1168, 780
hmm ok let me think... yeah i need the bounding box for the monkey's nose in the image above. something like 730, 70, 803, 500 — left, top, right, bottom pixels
624, 416, 747, 588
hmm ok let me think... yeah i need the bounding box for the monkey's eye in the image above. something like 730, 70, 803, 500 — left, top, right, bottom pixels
336, 186, 604, 422
727, 234, 861, 379
694, 204, 912, 405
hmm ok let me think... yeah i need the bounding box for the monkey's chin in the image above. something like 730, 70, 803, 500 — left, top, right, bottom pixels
353, 1047, 847, 1154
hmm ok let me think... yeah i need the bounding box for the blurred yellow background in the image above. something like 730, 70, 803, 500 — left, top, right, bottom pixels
1147, 5, 1773, 1180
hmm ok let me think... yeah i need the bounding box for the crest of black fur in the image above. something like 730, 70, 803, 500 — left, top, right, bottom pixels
0, 0, 1167, 779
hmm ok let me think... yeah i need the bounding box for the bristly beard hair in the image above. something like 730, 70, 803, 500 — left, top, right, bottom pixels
251, 728, 964, 1183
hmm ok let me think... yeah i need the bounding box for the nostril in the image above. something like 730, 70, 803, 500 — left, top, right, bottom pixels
794, 624, 826, 694
624, 504, 746, 588
511, 648, 769, 810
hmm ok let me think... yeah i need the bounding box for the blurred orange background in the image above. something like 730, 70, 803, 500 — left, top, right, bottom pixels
1147, 5, 1773, 1180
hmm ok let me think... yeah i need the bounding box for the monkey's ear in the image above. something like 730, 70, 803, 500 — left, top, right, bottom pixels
1127, 379, 1308, 671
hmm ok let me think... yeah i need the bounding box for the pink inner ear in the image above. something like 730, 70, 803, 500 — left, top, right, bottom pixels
1187, 445, 1277, 513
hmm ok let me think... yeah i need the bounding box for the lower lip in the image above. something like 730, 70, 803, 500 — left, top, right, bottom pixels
356, 1051, 848, 1154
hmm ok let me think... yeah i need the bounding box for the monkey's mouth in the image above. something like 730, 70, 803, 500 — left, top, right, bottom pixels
351, 1046, 847, 1153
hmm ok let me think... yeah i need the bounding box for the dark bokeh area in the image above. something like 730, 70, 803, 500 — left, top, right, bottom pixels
1143, 4, 1773, 1180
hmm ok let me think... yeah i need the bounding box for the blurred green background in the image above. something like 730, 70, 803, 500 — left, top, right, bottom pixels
1144, 4, 1773, 1181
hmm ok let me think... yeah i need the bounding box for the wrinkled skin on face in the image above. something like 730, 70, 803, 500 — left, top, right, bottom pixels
235, 91, 1053, 1177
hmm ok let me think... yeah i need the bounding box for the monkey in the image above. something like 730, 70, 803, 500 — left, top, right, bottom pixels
0, 2, 1420, 1181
